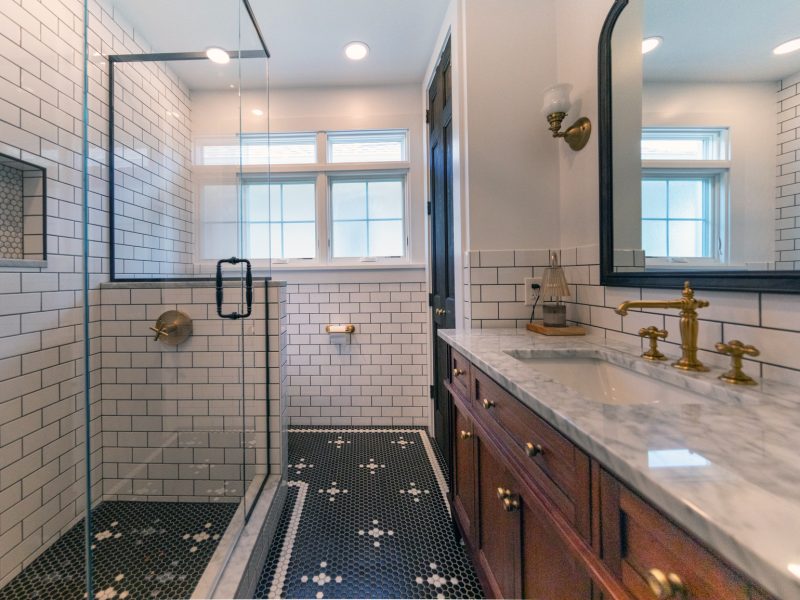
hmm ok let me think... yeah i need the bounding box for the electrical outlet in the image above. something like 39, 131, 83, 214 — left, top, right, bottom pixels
523, 277, 542, 306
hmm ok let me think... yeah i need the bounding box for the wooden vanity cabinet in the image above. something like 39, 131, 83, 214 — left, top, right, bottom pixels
452, 403, 477, 541
444, 344, 778, 600
598, 470, 776, 600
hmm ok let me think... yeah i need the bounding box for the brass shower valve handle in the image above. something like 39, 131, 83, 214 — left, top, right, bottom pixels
150, 310, 193, 346
639, 326, 668, 361
715, 340, 760, 385
149, 323, 173, 341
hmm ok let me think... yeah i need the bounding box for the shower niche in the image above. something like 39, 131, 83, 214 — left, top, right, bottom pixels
0, 153, 45, 265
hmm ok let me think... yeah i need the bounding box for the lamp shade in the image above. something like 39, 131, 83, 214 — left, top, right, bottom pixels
542, 83, 572, 116
541, 253, 571, 300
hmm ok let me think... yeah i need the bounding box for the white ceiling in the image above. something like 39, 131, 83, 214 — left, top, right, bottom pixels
642, 0, 800, 82
108, 0, 450, 90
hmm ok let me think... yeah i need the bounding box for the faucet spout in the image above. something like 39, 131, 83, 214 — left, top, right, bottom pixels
615, 281, 709, 372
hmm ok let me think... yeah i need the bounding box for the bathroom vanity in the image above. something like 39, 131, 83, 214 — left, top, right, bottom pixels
439, 329, 799, 600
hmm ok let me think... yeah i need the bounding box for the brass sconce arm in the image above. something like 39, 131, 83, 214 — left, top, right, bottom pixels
546, 112, 593, 151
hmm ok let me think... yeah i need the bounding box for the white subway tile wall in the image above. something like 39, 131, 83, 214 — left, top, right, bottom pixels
284, 282, 429, 427
465, 246, 800, 384
98, 281, 286, 502
111, 61, 194, 278
776, 70, 800, 269
0, 0, 208, 586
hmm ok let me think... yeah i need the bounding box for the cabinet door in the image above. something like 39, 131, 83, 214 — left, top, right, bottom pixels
477, 438, 521, 598
453, 403, 477, 540
521, 485, 592, 600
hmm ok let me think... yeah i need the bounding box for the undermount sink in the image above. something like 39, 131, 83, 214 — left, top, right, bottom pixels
504, 350, 706, 406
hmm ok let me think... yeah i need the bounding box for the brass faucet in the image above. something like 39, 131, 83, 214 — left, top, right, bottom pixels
615, 281, 709, 372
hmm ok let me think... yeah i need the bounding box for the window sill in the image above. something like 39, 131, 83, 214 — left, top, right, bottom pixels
268, 262, 425, 271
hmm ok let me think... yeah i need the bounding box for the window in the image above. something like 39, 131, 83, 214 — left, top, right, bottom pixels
328, 130, 407, 163
198, 180, 317, 260
642, 176, 715, 258
195, 129, 410, 265
331, 177, 405, 258
641, 128, 728, 161
641, 128, 729, 262
246, 181, 316, 259
198, 133, 317, 166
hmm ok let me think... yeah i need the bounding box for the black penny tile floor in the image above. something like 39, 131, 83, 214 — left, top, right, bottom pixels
0, 500, 237, 600
254, 428, 484, 599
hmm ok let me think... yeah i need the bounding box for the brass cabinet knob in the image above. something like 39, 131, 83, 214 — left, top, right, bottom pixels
646, 569, 687, 600
639, 326, 668, 361
459, 430, 473, 440
715, 339, 760, 385
482, 398, 495, 409
452, 367, 465, 377
525, 442, 543, 457
497, 487, 520, 511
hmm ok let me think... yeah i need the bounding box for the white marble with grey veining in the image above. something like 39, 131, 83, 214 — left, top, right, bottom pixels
439, 328, 800, 600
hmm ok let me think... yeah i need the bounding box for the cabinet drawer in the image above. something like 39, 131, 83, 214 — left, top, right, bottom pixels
620, 486, 749, 600
449, 348, 470, 399
473, 367, 589, 531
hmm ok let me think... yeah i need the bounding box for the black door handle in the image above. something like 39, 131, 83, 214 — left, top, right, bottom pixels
215, 257, 253, 320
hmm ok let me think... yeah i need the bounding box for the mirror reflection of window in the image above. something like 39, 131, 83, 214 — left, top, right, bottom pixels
640, 128, 729, 266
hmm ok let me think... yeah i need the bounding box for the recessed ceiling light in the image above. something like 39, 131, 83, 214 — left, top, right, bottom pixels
642, 37, 663, 55
251, 108, 264, 116
206, 47, 230, 64
774, 37, 800, 55
344, 41, 369, 61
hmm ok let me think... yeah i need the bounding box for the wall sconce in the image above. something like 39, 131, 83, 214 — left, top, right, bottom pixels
542, 83, 592, 151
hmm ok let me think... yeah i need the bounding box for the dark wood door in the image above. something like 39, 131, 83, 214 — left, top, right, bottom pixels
520, 486, 593, 600
428, 38, 456, 472
477, 438, 521, 598
453, 403, 477, 540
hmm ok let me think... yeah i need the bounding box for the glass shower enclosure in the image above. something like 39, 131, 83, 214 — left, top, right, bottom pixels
85, 0, 270, 598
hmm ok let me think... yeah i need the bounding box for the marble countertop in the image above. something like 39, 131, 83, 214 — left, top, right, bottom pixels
438, 328, 800, 600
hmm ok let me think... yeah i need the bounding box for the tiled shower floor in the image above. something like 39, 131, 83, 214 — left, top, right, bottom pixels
0, 501, 237, 600
255, 428, 484, 599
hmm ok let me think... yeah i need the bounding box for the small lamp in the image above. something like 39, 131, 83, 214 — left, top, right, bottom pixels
542, 83, 592, 151
541, 252, 571, 327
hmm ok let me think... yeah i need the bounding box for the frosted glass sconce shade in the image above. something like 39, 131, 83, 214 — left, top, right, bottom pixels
542, 83, 573, 116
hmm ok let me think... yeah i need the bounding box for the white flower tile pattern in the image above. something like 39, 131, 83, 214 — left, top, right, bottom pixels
255, 428, 483, 599
0, 501, 236, 600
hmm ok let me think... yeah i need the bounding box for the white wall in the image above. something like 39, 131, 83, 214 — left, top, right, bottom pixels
462, 0, 560, 251
643, 81, 777, 265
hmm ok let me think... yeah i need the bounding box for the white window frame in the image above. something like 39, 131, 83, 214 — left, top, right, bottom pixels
641, 127, 731, 267
192, 130, 411, 269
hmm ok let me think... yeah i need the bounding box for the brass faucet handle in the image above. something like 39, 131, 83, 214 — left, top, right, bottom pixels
639, 326, 668, 361
715, 340, 760, 385
149, 324, 170, 341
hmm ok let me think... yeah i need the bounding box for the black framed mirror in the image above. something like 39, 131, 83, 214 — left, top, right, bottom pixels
599, 0, 800, 292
